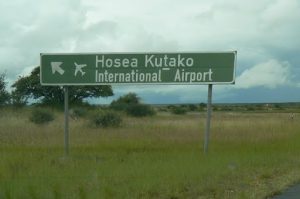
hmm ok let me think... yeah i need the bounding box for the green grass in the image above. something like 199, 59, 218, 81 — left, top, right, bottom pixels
0, 108, 300, 198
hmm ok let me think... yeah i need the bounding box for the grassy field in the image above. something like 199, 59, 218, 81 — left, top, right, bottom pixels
0, 108, 300, 198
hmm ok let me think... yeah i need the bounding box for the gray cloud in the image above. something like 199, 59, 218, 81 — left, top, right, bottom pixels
236, 59, 291, 89
0, 0, 299, 103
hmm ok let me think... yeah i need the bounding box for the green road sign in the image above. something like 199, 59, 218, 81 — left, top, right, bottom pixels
40, 52, 236, 85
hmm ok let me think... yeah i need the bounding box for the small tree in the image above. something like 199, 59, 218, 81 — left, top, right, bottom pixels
188, 104, 198, 112
30, 108, 54, 124
170, 106, 187, 115
199, 102, 206, 111
91, 110, 122, 128
110, 93, 155, 117
11, 90, 27, 107
110, 93, 140, 111
0, 73, 10, 106
126, 104, 155, 117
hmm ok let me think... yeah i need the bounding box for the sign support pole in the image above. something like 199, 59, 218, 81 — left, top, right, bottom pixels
204, 84, 213, 154
64, 86, 69, 156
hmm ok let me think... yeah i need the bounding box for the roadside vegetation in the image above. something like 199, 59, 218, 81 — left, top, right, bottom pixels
0, 106, 300, 198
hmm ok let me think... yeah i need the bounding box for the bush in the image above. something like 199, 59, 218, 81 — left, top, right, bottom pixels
126, 104, 155, 117
110, 93, 140, 111
91, 110, 122, 128
167, 105, 176, 111
30, 109, 54, 124
110, 93, 155, 117
188, 104, 198, 112
199, 103, 206, 111
110, 102, 129, 112
70, 107, 87, 118
157, 106, 168, 112
171, 106, 187, 115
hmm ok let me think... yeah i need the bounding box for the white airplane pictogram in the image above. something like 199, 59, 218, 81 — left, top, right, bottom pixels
74, 62, 87, 77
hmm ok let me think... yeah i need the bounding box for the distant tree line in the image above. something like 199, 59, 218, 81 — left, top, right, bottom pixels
1, 68, 298, 113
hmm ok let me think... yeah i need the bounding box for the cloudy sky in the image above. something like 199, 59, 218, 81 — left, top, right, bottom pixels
1, 0, 299, 104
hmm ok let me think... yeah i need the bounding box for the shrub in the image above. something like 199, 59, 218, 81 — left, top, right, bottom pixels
188, 104, 198, 111
110, 93, 140, 111
91, 110, 122, 128
30, 109, 54, 124
110, 102, 129, 112
70, 107, 87, 118
246, 106, 255, 111
126, 104, 155, 117
167, 105, 176, 111
171, 106, 187, 115
110, 93, 155, 117
157, 106, 168, 112
199, 103, 206, 111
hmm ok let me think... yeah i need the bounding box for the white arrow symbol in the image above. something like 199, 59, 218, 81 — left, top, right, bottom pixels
51, 62, 65, 75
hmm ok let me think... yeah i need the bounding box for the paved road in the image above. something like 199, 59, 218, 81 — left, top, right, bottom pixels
272, 184, 300, 199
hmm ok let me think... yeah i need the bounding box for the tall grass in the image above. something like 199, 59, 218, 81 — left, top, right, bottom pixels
0, 108, 300, 198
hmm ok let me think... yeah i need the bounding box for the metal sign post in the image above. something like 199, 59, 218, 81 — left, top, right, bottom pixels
64, 86, 69, 156
204, 84, 213, 154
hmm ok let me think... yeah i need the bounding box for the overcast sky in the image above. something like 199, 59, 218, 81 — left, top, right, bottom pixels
1, 0, 299, 104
